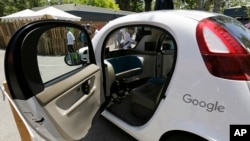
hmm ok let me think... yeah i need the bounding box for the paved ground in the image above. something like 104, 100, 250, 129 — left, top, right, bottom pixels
0, 49, 21, 141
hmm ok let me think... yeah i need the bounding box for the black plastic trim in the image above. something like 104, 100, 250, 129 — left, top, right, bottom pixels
5, 20, 95, 100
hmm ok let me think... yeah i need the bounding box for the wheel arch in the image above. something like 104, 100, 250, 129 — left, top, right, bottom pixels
159, 130, 208, 141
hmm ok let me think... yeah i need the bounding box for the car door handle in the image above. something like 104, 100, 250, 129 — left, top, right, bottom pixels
82, 81, 90, 95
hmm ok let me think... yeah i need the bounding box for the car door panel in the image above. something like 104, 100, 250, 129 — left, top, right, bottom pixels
42, 65, 101, 140
36, 64, 100, 105
4, 20, 101, 141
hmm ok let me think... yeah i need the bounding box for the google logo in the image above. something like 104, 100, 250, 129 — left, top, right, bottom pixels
183, 94, 225, 113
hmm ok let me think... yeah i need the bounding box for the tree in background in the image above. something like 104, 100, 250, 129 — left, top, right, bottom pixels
0, 0, 46, 16
204, 0, 246, 13
1, 0, 249, 17
0, 0, 119, 16
213, 0, 222, 12
29, 0, 41, 7
174, 0, 197, 9
131, 0, 144, 12
0, 1, 5, 16
115, 0, 129, 11
116, 0, 143, 12
155, 0, 174, 10
144, 0, 152, 11
173, 0, 245, 13
75, 0, 119, 9
0, 0, 25, 16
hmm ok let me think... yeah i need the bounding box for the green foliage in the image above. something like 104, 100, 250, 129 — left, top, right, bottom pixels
174, 0, 197, 9
174, 0, 248, 13
81, 0, 119, 10
2, 0, 250, 17
0, 0, 20, 16
225, 0, 247, 8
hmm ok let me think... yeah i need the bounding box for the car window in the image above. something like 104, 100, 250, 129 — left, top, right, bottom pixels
105, 26, 167, 53
37, 27, 91, 83
105, 27, 137, 51
103, 25, 176, 83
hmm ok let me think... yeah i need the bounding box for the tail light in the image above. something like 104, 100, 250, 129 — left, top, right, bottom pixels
196, 18, 250, 80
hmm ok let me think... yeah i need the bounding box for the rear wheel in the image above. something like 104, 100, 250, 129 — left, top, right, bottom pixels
161, 131, 207, 141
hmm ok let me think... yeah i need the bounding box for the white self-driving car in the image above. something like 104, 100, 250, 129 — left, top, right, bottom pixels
2, 10, 250, 141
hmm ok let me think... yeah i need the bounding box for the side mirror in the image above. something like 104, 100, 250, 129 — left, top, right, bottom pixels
35, 22, 93, 82
5, 20, 95, 85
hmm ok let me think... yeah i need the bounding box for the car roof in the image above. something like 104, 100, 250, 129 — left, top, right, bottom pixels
109, 10, 220, 25
93, 10, 222, 48
168, 10, 221, 21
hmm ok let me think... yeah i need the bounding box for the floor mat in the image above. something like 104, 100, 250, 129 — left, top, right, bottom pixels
107, 95, 147, 126
82, 115, 137, 141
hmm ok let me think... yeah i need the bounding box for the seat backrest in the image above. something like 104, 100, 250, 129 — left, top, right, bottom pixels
106, 55, 143, 79
104, 60, 115, 96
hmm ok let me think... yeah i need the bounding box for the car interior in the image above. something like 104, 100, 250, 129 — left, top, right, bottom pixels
102, 25, 176, 126
34, 25, 176, 133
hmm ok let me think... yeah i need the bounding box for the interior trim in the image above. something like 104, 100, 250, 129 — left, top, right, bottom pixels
36, 64, 100, 106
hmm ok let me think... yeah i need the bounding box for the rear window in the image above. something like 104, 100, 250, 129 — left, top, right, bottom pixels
210, 16, 250, 51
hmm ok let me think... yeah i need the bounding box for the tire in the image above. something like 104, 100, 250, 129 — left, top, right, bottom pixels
64, 54, 72, 65
161, 132, 207, 141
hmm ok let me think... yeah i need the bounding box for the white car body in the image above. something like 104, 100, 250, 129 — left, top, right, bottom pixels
93, 11, 250, 141
2, 10, 250, 141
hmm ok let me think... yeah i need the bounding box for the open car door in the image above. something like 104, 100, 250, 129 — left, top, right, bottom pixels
4, 20, 102, 141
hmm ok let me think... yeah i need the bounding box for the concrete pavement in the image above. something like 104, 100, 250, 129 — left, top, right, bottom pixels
0, 49, 21, 141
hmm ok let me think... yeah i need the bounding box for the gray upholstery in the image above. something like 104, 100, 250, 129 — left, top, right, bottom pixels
131, 79, 163, 119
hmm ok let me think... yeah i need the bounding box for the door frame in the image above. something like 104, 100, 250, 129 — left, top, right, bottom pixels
4, 20, 101, 141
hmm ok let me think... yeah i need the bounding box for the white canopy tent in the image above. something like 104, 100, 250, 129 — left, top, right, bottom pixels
0, 9, 40, 22
35, 6, 81, 21
0, 6, 81, 22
